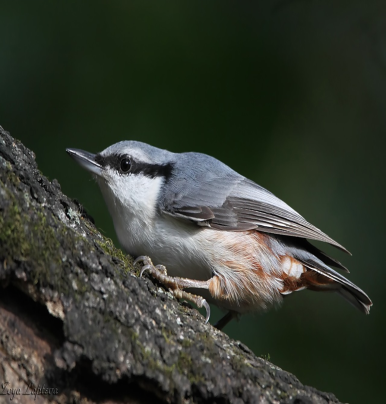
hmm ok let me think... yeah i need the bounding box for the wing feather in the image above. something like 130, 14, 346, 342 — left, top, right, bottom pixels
161, 165, 349, 253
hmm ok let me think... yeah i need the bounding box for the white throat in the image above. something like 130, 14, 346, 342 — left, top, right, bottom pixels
97, 173, 164, 255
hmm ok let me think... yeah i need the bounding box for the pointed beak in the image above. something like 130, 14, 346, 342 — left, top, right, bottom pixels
66, 148, 103, 176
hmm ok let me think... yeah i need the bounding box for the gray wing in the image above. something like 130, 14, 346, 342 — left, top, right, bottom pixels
160, 162, 349, 254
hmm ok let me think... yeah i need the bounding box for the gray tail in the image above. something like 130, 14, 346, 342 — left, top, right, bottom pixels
336, 284, 372, 314
299, 263, 373, 314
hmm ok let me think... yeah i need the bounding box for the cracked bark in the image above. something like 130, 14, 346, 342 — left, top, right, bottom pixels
0, 126, 342, 404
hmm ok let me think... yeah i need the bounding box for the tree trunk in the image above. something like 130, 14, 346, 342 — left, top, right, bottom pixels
0, 126, 341, 403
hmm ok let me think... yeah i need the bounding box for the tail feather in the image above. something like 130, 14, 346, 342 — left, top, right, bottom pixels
300, 264, 373, 314
337, 287, 371, 314
300, 240, 349, 272
281, 242, 373, 314
272, 235, 372, 314
276, 236, 349, 272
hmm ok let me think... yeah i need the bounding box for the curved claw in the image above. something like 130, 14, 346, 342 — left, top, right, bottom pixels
202, 299, 211, 324
140, 264, 152, 278
134, 255, 150, 266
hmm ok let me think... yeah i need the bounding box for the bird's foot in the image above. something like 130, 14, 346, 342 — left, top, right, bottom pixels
134, 256, 168, 277
134, 255, 211, 324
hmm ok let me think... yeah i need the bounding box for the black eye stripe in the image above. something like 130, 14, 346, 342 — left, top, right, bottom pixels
131, 161, 174, 180
95, 153, 174, 180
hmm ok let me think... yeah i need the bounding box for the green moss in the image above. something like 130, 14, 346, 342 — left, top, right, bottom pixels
135, 338, 176, 377
0, 175, 90, 298
83, 219, 139, 278
95, 236, 137, 277
181, 338, 193, 348
128, 326, 206, 386
0, 165, 136, 300
7, 169, 20, 187
177, 351, 192, 369
230, 352, 251, 372
0, 183, 60, 274
260, 353, 271, 361
161, 327, 175, 344
176, 351, 205, 383
197, 331, 215, 350
279, 391, 288, 399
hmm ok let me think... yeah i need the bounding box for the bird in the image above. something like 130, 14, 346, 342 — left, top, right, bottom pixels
66, 141, 372, 329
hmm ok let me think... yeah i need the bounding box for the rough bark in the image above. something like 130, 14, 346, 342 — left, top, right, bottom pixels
0, 126, 341, 404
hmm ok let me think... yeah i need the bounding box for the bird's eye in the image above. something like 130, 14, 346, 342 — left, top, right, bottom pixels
120, 158, 131, 173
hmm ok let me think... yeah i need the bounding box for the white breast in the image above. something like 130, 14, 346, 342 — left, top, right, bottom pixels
97, 173, 213, 281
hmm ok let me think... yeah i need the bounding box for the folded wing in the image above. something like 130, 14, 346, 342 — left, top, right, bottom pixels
162, 176, 349, 254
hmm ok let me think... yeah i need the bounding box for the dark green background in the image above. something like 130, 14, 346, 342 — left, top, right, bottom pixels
1, 2, 384, 402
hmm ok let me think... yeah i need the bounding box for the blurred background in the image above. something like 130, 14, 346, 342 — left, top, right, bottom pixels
1, 1, 385, 402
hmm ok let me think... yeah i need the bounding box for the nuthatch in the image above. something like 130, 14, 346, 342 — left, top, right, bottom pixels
67, 141, 372, 329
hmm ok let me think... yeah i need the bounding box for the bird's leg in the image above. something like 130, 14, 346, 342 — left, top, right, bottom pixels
213, 311, 238, 330
134, 256, 211, 323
